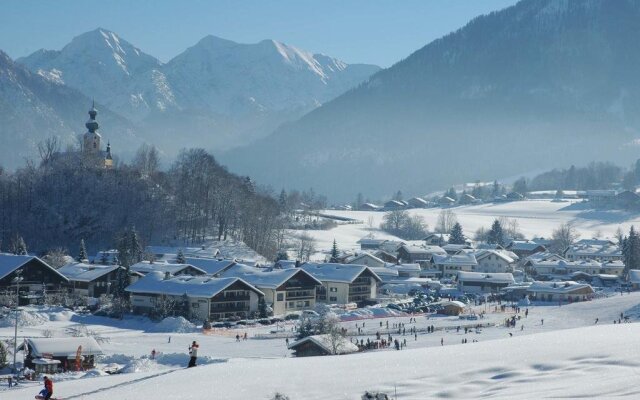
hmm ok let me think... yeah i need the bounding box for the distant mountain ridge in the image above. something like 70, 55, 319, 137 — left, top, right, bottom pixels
221, 0, 640, 201
14, 29, 379, 156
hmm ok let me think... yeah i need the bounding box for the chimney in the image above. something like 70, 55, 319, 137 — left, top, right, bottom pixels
164, 271, 171, 280
295, 260, 300, 268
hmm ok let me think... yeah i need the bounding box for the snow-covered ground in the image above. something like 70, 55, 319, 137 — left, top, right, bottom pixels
2, 292, 640, 399
292, 200, 640, 258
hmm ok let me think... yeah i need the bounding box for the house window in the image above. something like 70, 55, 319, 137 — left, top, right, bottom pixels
288, 301, 295, 308
304, 301, 310, 307
276, 293, 284, 301
329, 287, 338, 292
296, 301, 303, 307
191, 302, 199, 308
329, 296, 337, 302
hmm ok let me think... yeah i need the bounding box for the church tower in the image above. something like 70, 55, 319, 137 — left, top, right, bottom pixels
83, 101, 102, 154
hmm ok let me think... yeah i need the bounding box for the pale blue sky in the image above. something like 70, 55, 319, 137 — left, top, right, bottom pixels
1, 0, 518, 67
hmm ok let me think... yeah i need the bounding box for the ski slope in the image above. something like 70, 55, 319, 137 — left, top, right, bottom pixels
2, 293, 640, 399
295, 200, 640, 257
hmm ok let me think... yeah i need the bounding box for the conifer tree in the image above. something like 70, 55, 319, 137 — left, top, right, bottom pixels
487, 219, 505, 246
176, 249, 186, 264
622, 226, 640, 278
330, 239, 339, 262
449, 222, 465, 245
15, 236, 28, 255
78, 239, 88, 262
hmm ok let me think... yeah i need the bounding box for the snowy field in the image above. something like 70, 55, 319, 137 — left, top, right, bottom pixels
292, 200, 640, 257
2, 292, 640, 399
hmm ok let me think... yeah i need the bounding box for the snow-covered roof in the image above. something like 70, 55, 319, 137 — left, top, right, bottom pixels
474, 249, 517, 264
126, 271, 263, 298
440, 300, 466, 309
628, 270, 640, 284
0, 253, 68, 282
300, 263, 382, 284
531, 259, 601, 270
288, 334, 359, 355
130, 261, 206, 276
368, 267, 399, 278
423, 233, 451, 242
184, 257, 236, 275
508, 241, 546, 251
22, 337, 103, 357
384, 262, 421, 272
356, 238, 387, 245
524, 252, 565, 264
220, 264, 322, 289
527, 281, 594, 294
442, 244, 472, 252
432, 253, 478, 267
565, 243, 622, 258
346, 253, 384, 265
457, 271, 515, 284
399, 245, 432, 255
58, 263, 120, 282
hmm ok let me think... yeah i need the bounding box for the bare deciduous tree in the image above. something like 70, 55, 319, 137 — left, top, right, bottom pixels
436, 209, 457, 233
550, 222, 580, 253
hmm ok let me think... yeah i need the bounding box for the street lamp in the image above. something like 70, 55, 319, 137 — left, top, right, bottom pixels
12, 269, 24, 374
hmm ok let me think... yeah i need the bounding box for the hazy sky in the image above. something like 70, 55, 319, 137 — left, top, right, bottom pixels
1, 0, 518, 67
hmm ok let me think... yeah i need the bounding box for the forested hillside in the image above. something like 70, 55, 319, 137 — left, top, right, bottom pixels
0, 147, 280, 258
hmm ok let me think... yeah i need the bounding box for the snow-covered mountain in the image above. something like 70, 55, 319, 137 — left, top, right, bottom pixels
17, 29, 380, 152
0, 50, 140, 168
163, 35, 379, 115
221, 0, 640, 201
18, 28, 174, 121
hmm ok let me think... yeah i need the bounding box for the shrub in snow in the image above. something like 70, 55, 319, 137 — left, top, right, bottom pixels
362, 392, 390, 400
271, 393, 290, 400
149, 316, 197, 333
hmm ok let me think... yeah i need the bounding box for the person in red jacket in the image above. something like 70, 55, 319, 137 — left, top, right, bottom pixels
43, 376, 53, 400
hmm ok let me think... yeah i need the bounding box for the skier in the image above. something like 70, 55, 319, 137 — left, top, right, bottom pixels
151, 349, 156, 360
40, 376, 53, 400
188, 341, 199, 368
595, 318, 599, 324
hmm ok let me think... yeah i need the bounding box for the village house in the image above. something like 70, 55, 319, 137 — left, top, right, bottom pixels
564, 240, 622, 262
432, 253, 478, 278
474, 250, 518, 273
0, 254, 68, 302
356, 238, 387, 250
457, 271, 515, 294
130, 261, 207, 276
359, 203, 382, 211
58, 262, 136, 298
288, 334, 359, 357
300, 263, 382, 305
506, 241, 547, 259
423, 233, 450, 246
219, 264, 322, 315
126, 272, 264, 321
438, 196, 456, 207
398, 244, 446, 264
378, 240, 405, 254
20, 337, 104, 374
373, 250, 398, 263
383, 200, 407, 210
407, 197, 429, 208
526, 281, 595, 302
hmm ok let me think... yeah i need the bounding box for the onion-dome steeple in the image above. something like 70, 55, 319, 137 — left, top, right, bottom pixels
85, 100, 99, 133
